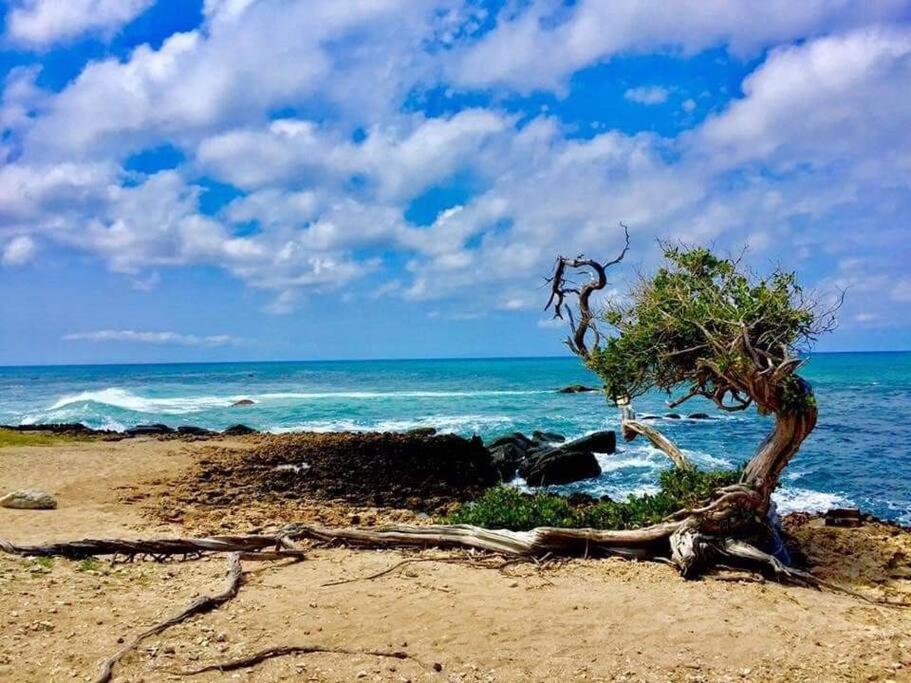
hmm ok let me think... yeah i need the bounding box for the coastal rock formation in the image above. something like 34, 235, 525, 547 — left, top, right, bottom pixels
170, 431, 497, 513
222, 424, 258, 436
231, 399, 255, 407
521, 449, 601, 486
532, 430, 566, 443
488, 441, 526, 481
0, 490, 57, 509
563, 430, 616, 454
125, 423, 174, 436
177, 426, 216, 437
485, 429, 613, 486
557, 384, 598, 393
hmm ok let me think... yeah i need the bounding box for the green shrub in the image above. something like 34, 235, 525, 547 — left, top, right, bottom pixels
448, 465, 743, 531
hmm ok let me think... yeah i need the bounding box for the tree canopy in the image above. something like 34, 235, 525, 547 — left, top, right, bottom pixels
572, 245, 836, 416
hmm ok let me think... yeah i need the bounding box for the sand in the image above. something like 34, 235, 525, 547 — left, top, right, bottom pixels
1, 436, 910, 682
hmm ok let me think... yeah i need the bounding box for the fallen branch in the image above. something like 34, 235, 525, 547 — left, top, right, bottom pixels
94, 552, 244, 683
178, 645, 416, 675
0, 534, 300, 560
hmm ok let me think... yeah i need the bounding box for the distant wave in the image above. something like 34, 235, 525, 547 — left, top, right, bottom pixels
46, 387, 552, 415
271, 414, 516, 434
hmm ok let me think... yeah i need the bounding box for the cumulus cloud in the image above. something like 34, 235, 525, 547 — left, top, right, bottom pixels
62, 330, 241, 346
2, 235, 37, 265
624, 86, 669, 104
5, 0, 154, 47
448, 0, 911, 92
1, 1, 909, 331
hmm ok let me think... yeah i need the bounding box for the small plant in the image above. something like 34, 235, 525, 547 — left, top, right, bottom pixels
449, 466, 743, 531
77, 558, 100, 572
35, 557, 54, 569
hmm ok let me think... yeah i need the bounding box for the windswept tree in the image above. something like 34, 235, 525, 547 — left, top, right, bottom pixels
546, 226, 838, 574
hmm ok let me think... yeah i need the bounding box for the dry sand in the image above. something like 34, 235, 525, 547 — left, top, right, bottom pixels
1, 436, 910, 682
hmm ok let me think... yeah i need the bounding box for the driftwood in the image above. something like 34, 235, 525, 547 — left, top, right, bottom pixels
94, 552, 244, 683
178, 645, 415, 675
0, 533, 303, 560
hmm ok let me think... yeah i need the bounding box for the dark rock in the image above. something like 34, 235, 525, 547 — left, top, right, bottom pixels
563, 430, 616, 454
223, 424, 258, 436
486, 432, 534, 451
125, 423, 174, 436
523, 449, 601, 487
687, 413, 712, 420
664, 413, 682, 419
824, 507, 863, 527
177, 425, 216, 437
405, 427, 437, 437
638, 414, 659, 421
231, 399, 255, 407
488, 442, 527, 481
532, 430, 566, 443
557, 384, 598, 394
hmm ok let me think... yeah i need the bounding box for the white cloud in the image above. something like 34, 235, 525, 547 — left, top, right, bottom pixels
449, 0, 911, 92
1, 2, 909, 331
63, 329, 241, 346
624, 86, 668, 105
2, 235, 37, 266
5, 0, 154, 47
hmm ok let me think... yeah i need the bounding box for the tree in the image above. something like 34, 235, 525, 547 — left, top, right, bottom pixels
546, 225, 839, 574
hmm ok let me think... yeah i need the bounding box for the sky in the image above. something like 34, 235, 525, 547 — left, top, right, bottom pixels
0, 0, 910, 366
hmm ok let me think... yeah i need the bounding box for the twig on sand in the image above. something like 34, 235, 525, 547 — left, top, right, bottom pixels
176, 645, 419, 675
94, 552, 244, 683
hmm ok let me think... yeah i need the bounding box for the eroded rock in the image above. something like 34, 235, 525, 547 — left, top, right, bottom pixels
0, 490, 57, 510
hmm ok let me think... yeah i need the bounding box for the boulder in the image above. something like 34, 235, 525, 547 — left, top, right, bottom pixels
532, 430, 566, 444
488, 442, 527, 481
231, 399, 256, 407
0, 490, 57, 510
523, 449, 601, 487
125, 423, 174, 436
687, 413, 711, 420
177, 425, 216, 436
223, 424, 258, 436
486, 432, 535, 451
557, 384, 598, 394
664, 413, 682, 419
405, 427, 437, 437
563, 430, 616, 454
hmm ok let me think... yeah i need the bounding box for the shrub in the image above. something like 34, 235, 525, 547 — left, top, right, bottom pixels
448, 465, 743, 531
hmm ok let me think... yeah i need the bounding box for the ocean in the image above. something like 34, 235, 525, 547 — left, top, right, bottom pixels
1, 353, 909, 523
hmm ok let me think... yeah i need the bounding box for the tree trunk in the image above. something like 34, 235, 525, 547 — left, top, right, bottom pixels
742, 399, 818, 511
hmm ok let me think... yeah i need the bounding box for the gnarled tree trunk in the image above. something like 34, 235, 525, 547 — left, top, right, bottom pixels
743, 401, 818, 510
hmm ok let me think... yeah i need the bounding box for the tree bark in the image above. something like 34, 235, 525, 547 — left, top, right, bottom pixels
742, 402, 818, 510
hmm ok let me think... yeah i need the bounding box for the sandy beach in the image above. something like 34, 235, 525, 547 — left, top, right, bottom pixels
1, 434, 910, 683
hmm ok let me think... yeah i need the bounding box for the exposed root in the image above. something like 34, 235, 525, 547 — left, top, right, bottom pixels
283, 522, 679, 559
177, 645, 418, 675
0, 534, 301, 560
718, 538, 911, 608
94, 552, 244, 683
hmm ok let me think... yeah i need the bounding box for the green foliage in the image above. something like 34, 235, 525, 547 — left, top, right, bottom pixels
76, 558, 100, 572
35, 557, 54, 569
448, 466, 743, 531
587, 245, 824, 412
0, 428, 88, 448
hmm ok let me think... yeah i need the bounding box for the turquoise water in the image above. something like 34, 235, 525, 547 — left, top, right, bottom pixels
1, 353, 909, 523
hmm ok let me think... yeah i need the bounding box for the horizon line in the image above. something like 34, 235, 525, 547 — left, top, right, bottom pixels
1, 349, 909, 370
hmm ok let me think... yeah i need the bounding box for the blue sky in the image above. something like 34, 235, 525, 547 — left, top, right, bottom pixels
1, 0, 910, 365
